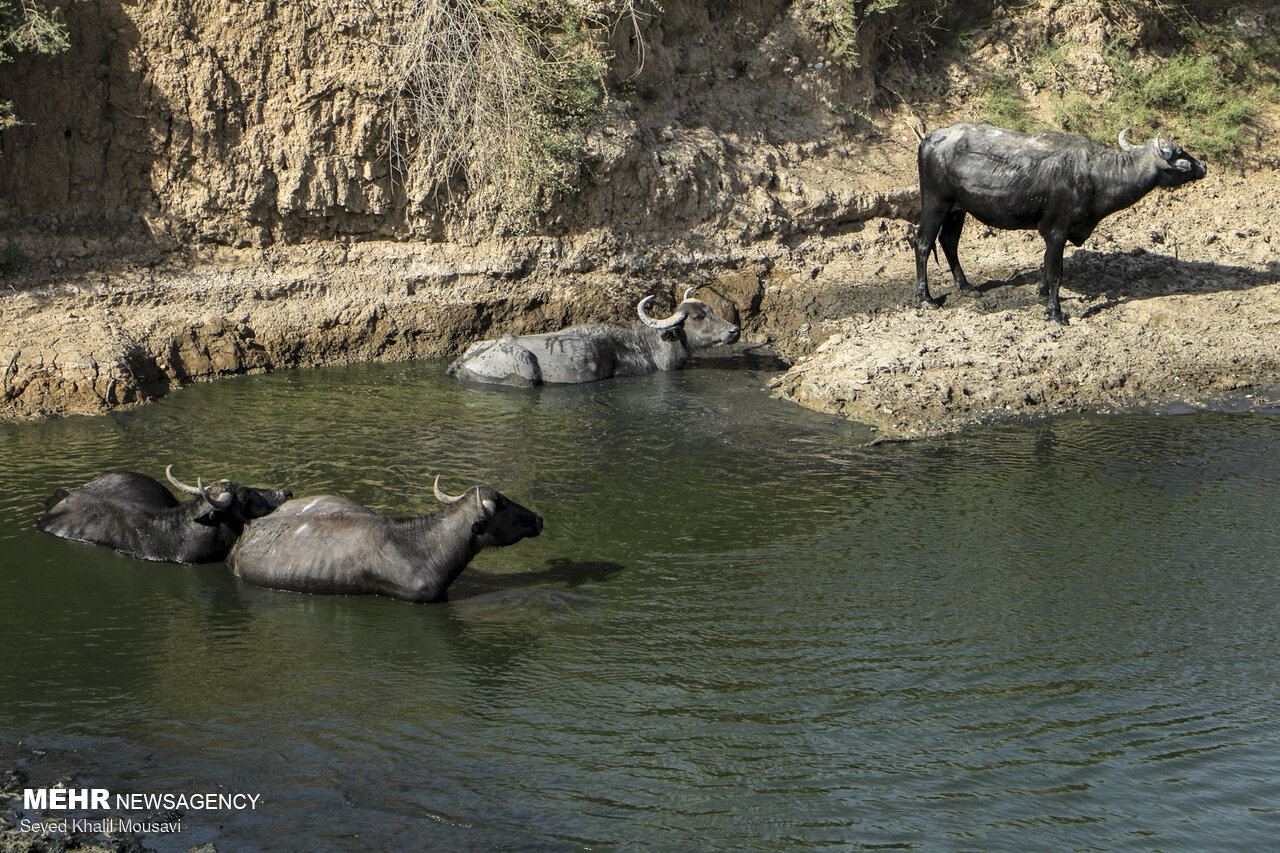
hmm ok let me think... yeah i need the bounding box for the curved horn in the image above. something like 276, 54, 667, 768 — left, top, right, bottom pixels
637, 295, 688, 330
434, 475, 467, 504
682, 285, 699, 301
166, 464, 207, 497
1154, 131, 1168, 153
166, 464, 229, 508
1118, 127, 1136, 151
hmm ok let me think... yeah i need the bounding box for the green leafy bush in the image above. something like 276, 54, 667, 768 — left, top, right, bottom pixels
1049, 41, 1260, 165
977, 71, 1036, 132
978, 13, 1277, 166
1, 0, 70, 130
817, 0, 956, 69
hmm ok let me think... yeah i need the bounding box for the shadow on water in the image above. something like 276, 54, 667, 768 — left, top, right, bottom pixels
684, 343, 790, 372
450, 558, 627, 601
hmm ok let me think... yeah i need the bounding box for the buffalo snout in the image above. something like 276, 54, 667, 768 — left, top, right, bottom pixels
240, 485, 294, 519
517, 508, 544, 538
496, 503, 543, 545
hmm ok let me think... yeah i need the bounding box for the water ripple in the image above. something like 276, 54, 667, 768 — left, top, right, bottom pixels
2, 364, 1279, 851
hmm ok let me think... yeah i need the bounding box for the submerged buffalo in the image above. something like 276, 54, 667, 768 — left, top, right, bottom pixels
37, 466, 293, 564
915, 122, 1207, 323
446, 288, 740, 386
226, 476, 543, 603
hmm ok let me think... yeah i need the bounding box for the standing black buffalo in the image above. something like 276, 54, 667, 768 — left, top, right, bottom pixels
36, 466, 292, 564
226, 476, 543, 603
915, 122, 1207, 323
446, 287, 740, 386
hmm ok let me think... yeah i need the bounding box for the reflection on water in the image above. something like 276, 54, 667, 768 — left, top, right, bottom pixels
2, 359, 1280, 851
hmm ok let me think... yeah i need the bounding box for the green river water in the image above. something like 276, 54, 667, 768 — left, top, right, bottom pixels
2, 355, 1279, 851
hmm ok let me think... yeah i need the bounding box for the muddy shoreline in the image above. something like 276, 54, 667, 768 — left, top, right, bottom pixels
762, 166, 1280, 439
3, 167, 1278, 440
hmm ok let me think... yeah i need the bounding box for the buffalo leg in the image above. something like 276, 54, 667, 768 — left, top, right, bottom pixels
914, 201, 949, 308
1039, 233, 1069, 325
937, 210, 974, 292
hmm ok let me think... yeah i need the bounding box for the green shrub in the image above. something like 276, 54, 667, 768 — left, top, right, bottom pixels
817, 0, 955, 69
1045, 41, 1258, 165
0, 0, 69, 130
999, 15, 1278, 166
977, 71, 1036, 131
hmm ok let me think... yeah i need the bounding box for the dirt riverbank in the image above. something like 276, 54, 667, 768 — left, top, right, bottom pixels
0, 235, 782, 421
2, 0, 1279, 438
763, 167, 1280, 438
4, 162, 1277, 439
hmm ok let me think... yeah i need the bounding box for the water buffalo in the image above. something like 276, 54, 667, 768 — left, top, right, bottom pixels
915, 122, 1207, 323
226, 476, 543, 602
37, 466, 293, 564
446, 287, 741, 386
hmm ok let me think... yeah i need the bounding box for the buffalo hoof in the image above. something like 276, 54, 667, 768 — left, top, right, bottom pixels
1046, 307, 1070, 326
918, 294, 946, 309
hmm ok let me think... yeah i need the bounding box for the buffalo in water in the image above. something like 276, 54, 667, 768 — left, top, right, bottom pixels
915, 122, 1207, 323
37, 466, 292, 564
446, 287, 740, 386
227, 476, 543, 603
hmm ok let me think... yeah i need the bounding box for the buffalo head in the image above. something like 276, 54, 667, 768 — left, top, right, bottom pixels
1118, 127, 1207, 187
434, 475, 543, 547
166, 465, 293, 524
636, 286, 741, 348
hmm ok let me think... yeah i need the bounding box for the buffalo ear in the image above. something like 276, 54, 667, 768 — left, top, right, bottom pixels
193, 505, 220, 524
469, 494, 498, 537
473, 489, 497, 518
660, 329, 679, 342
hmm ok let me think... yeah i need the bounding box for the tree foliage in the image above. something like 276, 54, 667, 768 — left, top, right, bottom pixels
1, 0, 70, 129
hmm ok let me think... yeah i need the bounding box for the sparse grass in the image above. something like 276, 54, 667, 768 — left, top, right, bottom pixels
832, 102, 877, 127
982, 18, 1277, 166
1050, 39, 1260, 165
861, 153, 889, 173
977, 70, 1036, 132
1181, 15, 1280, 85
1026, 38, 1071, 92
